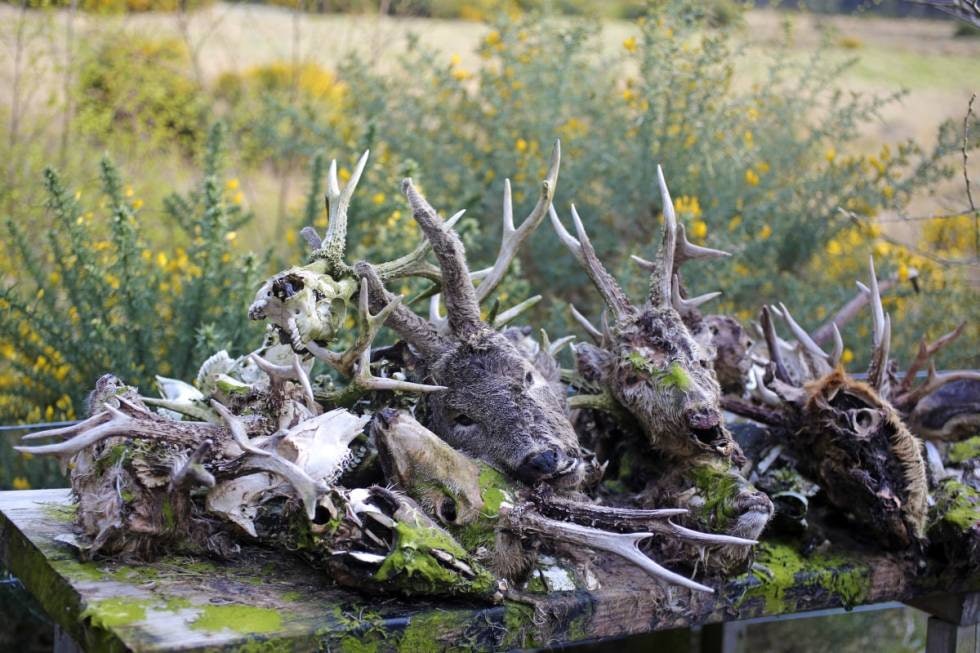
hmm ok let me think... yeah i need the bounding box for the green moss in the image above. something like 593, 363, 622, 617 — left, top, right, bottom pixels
398, 611, 470, 653
374, 522, 496, 598
163, 596, 192, 611
81, 598, 152, 629
689, 460, 742, 529
738, 543, 869, 614
932, 478, 980, 530
40, 502, 78, 524
233, 640, 293, 653
190, 605, 282, 634
161, 496, 176, 530
108, 564, 159, 584
53, 557, 107, 582
949, 436, 980, 465
500, 601, 540, 649
625, 353, 691, 391
478, 466, 510, 516
454, 464, 512, 551
280, 591, 302, 602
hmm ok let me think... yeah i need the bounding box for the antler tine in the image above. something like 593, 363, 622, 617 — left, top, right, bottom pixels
570, 304, 603, 344
830, 323, 844, 368
318, 150, 369, 265
304, 282, 402, 378
374, 209, 466, 282
492, 295, 542, 330
249, 352, 318, 412
760, 306, 792, 384
429, 293, 449, 334
16, 405, 182, 456
898, 322, 967, 395
474, 140, 560, 304
865, 257, 891, 392
20, 411, 109, 440
550, 203, 632, 320
402, 179, 483, 337
670, 274, 721, 314
355, 261, 448, 359
506, 506, 715, 593
776, 302, 831, 373
749, 366, 782, 406
300, 226, 323, 251
210, 399, 271, 457
648, 165, 678, 307
352, 344, 448, 394
674, 221, 731, 266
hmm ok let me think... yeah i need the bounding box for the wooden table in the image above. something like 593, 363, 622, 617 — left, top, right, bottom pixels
2, 489, 977, 652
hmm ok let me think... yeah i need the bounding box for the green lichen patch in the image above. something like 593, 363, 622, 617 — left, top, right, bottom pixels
52, 557, 108, 583
81, 597, 152, 629
40, 501, 78, 524
625, 353, 692, 392
949, 436, 980, 465
190, 604, 283, 634
374, 522, 496, 598
398, 610, 471, 653
689, 460, 743, 530
478, 466, 511, 516
737, 543, 870, 614
931, 478, 980, 531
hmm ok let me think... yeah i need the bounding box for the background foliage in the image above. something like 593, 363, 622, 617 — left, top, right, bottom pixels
0, 0, 977, 492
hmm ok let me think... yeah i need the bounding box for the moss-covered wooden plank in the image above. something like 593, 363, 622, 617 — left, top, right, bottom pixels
1, 489, 978, 652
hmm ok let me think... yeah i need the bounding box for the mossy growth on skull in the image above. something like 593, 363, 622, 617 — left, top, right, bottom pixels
625, 353, 692, 392
374, 521, 497, 597
453, 464, 515, 551
689, 459, 744, 530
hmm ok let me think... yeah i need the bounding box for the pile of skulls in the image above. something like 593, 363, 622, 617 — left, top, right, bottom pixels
19, 144, 978, 602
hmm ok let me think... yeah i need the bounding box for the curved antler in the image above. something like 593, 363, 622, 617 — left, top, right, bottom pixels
647, 166, 679, 307
549, 204, 633, 320
402, 179, 484, 338
311, 151, 370, 272
473, 140, 561, 304
863, 257, 891, 394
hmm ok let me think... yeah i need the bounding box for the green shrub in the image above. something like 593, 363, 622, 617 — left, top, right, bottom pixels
1, 0, 214, 13
0, 124, 264, 434
75, 36, 206, 155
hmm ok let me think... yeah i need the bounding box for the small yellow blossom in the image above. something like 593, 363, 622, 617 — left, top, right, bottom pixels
450, 53, 462, 67
124, 185, 134, 198
515, 138, 528, 153
825, 239, 842, 256
842, 348, 854, 364
225, 231, 237, 242
692, 220, 708, 240
226, 178, 240, 191
898, 263, 909, 282
825, 147, 836, 162
745, 169, 760, 187
157, 252, 168, 269
623, 36, 638, 53
372, 192, 386, 206
132, 198, 144, 210
13, 477, 30, 490
758, 223, 772, 240
728, 215, 742, 232
484, 30, 502, 47
233, 191, 244, 205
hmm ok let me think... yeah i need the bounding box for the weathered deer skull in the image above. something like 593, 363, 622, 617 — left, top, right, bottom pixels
552, 167, 737, 460
248, 260, 358, 351
731, 258, 929, 548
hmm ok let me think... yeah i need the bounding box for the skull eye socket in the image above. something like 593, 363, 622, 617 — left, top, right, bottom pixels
524, 370, 534, 386
438, 497, 458, 523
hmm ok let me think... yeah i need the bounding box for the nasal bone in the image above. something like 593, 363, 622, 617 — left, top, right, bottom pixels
686, 407, 720, 430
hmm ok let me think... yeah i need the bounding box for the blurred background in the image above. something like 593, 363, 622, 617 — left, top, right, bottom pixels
0, 0, 977, 648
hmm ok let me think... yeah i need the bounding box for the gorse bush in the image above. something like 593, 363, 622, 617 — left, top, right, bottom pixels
0, 124, 264, 430
75, 36, 207, 155
1, 1, 976, 490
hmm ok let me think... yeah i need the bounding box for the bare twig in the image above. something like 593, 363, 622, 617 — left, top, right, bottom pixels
964, 93, 977, 257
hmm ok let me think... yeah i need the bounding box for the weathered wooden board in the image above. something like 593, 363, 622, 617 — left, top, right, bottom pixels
1, 489, 977, 652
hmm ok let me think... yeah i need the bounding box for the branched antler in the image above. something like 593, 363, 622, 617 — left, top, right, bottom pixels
308, 151, 370, 273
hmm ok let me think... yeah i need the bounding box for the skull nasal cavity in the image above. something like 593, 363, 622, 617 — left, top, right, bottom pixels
518, 449, 561, 481
273, 275, 304, 300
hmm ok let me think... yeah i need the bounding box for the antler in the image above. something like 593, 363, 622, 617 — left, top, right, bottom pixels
502, 504, 719, 593
896, 322, 966, 396
303, 282, 401, 378
402, 179, 484, 338
862, 257, 891, 394
549, 203, 633, 320
372, 209, 466, 282
472, 140, 561, 304
308, 151, 370, 272
355, 261, 449, 359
